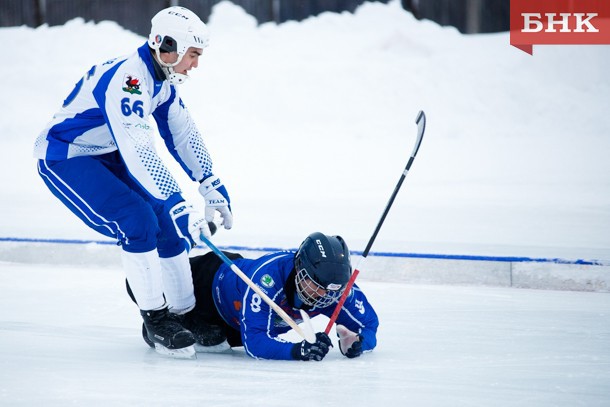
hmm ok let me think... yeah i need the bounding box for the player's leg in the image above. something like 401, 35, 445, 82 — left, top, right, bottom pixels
38, 156, 195, 356
120, 178, 197, 317
187, 251, 244, 350
102, 154, 198, 317
94, 152, 194, 311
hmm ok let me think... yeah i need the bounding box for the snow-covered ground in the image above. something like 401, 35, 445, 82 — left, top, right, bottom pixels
1, 1, 609, 405
0, 0, 608, 261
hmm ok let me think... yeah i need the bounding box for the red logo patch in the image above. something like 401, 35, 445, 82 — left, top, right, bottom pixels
122, 74, 142, 95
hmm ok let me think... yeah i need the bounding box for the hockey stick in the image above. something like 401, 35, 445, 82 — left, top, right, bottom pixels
198, 234, 316, 343
324, 110, 427, 334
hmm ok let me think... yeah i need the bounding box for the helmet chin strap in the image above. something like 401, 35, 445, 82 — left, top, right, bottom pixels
153, 47, 189, 85
166, 70, 189, 85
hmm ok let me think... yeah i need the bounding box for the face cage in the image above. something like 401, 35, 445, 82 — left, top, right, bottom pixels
295, 268, 345, 309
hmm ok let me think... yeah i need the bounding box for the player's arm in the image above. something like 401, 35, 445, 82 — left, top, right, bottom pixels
153, 90, 212, 182
238, 285, 302, 360
153, 90, 232, 229
330, 284, 379, 358
240, 291, 332, 361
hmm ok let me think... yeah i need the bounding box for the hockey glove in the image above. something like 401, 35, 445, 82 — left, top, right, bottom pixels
198, 175, 233, 229
170, 202, 210, 251
337, 324, 363, 359
291, 332, 333, 361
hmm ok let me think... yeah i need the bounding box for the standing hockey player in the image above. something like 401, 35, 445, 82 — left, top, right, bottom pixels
128, 232, 379, 360
33, 7, 232, 358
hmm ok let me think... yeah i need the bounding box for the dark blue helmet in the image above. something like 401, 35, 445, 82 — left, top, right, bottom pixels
294, 232, 352, 308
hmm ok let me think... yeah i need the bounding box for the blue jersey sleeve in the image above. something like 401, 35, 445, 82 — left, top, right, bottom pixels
213, 253, 300, 360
239, 286, 296, 360
327, 283, 379, 352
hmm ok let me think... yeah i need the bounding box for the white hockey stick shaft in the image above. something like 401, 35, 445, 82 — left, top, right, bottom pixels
199, 234, 316, 343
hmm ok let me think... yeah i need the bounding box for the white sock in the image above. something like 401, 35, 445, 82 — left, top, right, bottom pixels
160, 249, 196, 314
121, 249, 166, 311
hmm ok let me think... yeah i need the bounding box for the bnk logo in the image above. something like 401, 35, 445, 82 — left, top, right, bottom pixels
510, 0, 610, 54
522, 13, 598, 33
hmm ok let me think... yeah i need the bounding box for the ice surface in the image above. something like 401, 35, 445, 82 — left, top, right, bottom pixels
1, 262, 609, 406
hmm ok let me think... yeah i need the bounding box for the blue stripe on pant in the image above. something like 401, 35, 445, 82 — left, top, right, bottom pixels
37, 152, 187, 257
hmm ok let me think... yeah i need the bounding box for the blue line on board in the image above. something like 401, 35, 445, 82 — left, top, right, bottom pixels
0, 236, 605, 266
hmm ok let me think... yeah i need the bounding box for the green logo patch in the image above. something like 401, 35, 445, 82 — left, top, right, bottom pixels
260, 274, 275, 288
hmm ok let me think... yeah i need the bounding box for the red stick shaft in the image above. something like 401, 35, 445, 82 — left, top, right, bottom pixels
324, 268, 360, 334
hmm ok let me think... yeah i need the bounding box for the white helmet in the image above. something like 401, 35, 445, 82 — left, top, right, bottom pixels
148, 6, 209, 85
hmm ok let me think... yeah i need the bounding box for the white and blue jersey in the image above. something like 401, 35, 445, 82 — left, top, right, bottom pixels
34, 43, 215, 255
213, 252, 379, 360
34, 42, 212, 202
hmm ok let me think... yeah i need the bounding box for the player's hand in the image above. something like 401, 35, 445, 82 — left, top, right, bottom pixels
337, 324, 363, 359
169, 202, 211, 250
291, 332, 333, 361
198, 175, 233, 229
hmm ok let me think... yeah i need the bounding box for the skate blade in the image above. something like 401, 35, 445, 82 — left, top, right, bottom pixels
153, 343, 196, 359
194, 340, 232, 354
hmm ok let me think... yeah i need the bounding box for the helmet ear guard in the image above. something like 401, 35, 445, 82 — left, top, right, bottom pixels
158, 36, 177, 53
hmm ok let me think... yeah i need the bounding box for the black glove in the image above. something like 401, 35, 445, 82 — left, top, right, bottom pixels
337, 324, 363, 359
291, 332, 333, 361
340, 337, 363, 358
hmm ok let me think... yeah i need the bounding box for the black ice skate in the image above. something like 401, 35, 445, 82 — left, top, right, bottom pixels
190, 321, 231, 353
141, 307, 196, 359
181, 312, 231, 353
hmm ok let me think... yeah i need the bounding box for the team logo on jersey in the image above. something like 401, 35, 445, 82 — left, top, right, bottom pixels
355, 299, 365, 314
122, 74, 142, 95
260, 274, 275, 288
